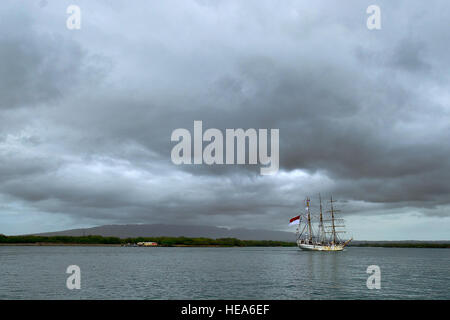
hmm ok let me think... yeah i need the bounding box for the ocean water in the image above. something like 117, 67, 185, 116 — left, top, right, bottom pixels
0, 246, 448, 299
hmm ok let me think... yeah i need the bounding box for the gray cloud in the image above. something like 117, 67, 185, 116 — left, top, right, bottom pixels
0, 0, 449, 239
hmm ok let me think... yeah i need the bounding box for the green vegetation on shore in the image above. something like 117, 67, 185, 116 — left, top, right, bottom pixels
349, 242, 450, 248
0, 234, 448, 248
0, 234, 296, 247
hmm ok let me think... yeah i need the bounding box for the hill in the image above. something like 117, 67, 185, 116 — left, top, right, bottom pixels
33, 224, 295, 241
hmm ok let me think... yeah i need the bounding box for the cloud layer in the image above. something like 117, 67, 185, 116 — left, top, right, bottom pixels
0, 0, 449, 239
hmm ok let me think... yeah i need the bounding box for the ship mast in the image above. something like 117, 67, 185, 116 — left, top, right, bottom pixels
319, 193, 324, 243
330, 195, 336, 244
306, 197, 313, 243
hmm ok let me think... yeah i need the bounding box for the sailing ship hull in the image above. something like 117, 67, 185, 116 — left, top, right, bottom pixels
297, 242, 345, 251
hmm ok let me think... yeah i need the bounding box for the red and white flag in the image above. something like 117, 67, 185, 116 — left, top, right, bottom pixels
289, 215, 301, 226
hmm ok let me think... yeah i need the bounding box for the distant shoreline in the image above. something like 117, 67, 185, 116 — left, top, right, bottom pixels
349, 243, 450, 249
0, 243, 244, 247
0, 235, 449, 249
0, 243, 449, 248
0, 243, 122, 247
0, 235, 296, 247
0, 243, 296, 248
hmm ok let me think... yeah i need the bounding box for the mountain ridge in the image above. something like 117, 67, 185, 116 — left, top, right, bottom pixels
32, 224, 296, 241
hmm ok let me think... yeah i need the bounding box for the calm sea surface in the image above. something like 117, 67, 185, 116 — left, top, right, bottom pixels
0, 246, 448, 299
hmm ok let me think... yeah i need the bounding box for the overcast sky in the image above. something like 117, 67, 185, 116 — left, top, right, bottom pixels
0, 0, 449, 240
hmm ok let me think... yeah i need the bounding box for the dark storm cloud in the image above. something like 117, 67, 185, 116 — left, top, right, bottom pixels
0, 0, 449, 236
0, 12, 107, 111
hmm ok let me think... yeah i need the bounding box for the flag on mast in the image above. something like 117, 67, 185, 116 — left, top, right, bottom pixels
289, 215, 301, 226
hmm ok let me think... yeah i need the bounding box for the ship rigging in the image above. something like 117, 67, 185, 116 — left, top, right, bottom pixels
289, 195, 352, 251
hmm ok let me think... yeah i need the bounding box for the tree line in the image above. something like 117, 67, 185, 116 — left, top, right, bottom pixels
350, 242, 450, 248
0, 234, 297, 247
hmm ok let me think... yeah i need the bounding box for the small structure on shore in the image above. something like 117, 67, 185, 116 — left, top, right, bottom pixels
137, 241, 158, 247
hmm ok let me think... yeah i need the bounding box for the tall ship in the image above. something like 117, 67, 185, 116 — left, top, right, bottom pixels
289, 195, 352, 251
